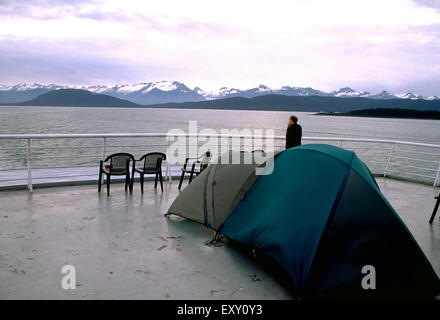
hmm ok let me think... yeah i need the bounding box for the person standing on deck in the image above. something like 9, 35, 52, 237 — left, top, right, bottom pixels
285, 114, 302, 149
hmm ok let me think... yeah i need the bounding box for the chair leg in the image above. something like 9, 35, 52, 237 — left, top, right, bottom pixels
189, 164, 196, 184
159, 170, 163, 192
429, 196, 440, 224
98, 161, 103, 192
128, 172, 133, 194
140, 173, 144, 194
130, 166, 135, 193
178, 171, 185, 189
125, 174, 128, 191
106, 174, 111, 196
154, 173, 158, 189
98, 169, 102, 192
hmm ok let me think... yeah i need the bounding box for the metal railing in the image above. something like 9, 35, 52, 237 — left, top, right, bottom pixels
0, 133, 439, 191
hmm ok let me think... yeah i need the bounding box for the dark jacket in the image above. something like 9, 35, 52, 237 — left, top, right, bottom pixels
286, 123, 302, 149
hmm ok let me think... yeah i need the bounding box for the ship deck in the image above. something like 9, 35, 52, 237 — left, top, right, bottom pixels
0, 177, 439, 300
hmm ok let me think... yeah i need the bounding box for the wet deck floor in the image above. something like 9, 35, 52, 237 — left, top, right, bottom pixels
0, 178, 439, 299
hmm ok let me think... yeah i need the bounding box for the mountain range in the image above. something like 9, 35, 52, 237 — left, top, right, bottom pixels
145, 94, 440, 113
1, 81, 439, 105
3, 88, 440, 113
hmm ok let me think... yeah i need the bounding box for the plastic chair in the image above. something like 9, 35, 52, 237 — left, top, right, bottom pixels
178, 151, 211, 189
132, 152, 166, 193
98, 153, 134, 196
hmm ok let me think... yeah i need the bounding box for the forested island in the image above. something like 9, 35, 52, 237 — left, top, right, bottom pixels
316, 108, 440, 120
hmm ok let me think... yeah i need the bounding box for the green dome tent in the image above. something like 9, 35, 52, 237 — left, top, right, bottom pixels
167, 144, 440, 298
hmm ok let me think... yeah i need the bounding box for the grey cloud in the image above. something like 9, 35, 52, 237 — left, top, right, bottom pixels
0, 1, 235, 37
0, 38, 185, 85
77, 10, 236, 37
142, 17, 235, 36
303, 23, 440, 96
0, 0, 91, 19
308, 24, 440, 62
413, 0, 440, 10
75, 11, 132, 24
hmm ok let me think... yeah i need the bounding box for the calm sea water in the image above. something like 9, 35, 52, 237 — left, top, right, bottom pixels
0, 106, 439, 176
0, 106, 439, 142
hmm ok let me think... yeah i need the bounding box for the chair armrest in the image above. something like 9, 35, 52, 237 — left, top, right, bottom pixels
183, 156, 205, 169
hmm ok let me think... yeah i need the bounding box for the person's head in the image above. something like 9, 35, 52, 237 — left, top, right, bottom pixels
288, 114, 298, 126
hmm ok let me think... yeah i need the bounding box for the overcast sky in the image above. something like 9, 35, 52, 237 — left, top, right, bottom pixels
1, 0, 440, 95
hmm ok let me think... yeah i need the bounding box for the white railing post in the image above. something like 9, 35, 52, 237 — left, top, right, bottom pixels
26, 139, 33, 192
384, 143, 395, 178
166, 137, 172, 183
102, 137, 106, 160
100, 137, 107, 187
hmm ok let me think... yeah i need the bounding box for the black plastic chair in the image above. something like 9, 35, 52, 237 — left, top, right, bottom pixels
178, 151, 211, 189
132, 152, 166, 193
98, 153, 134, 196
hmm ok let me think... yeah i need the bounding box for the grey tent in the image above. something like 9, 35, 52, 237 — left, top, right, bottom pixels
167, 150, 271, 230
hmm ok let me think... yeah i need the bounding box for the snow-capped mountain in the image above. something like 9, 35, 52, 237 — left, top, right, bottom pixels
276, 86, 330, 97
75, 84, 109, 94
0, 81, 205, 105
395, 92, 425, 100
201, 85, 273, 100
0, 82, 438, 105
198, 85, 439, 101
0, 83, 68, 103
88, 81, 205, 105
202, 85, 330, 100
368, 90, 397, 100
331, 87, 371, 98
328, 88, 432, 100
0, 82, 67, 92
